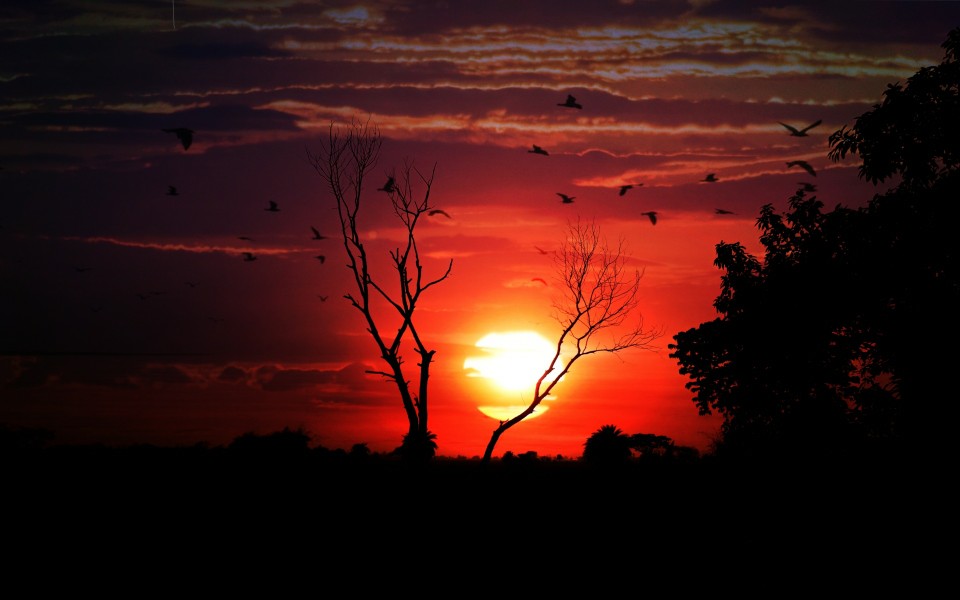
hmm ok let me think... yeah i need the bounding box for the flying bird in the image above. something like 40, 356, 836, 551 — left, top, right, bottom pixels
264, 200, 280, 212
701, 173, 719, 183
166, 185, 179, 196
310, 226, 327, 240
641, 211, 658, 225
798, 181, 817, 193
162, 127, 194, 150
558, 94, 582, 109
185, 281, 198, 288
531, 277, 548, 286
428, 209, 452, 218
378, 176, 396, 193
237, 236, 255, 242
619, 184, 642, 196
534, 246, 549, 255
779, 119, 822, 137
318, 295, 328, 302
315, 255, 326, 264
242, 252, 257, 262
528, 145, 549, 156
786, 160, 817, 177
715, 208, 735, 215
557, 193, 575, 204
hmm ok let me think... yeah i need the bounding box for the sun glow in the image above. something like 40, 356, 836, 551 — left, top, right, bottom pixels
464, 331, 559, 420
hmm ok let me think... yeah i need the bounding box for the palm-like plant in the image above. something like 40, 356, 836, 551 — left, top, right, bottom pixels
582, 425, 633, 465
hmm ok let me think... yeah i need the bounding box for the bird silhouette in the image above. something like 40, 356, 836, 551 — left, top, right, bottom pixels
310, 226, 327, 240
798, 181, 817, 192
378, 176, 396, 193
641, 211, 658, 225
701, 173, 719, 183
242, 252, 257, 262
237, 236, 255, 242
534, 246, 549, 255
619, 184, 642, 196
185, 281, 198, 288
162, 127, 194, 150
779, 119, 822, 137
264, 200, 280, 212
558, 94, 582, 109
318, 295, 328, 302
528, 145, 549, 156
531, 277, 548, 286
557, 193, 575, 204
166, 185, 179, 196
715, 208, 735, 215
315, 255, 326, 264
786, 160, 817, 177
428, 209, 452, 218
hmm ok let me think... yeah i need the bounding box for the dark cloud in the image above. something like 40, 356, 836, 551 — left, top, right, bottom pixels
218, 365, 247, 382
159, 41, 292, 60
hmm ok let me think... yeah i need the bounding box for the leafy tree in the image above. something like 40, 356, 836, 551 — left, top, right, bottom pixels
670, 29, 960, 461
481, 219, 662, 462
308, 119, 452, 463
582, 424, 634, 465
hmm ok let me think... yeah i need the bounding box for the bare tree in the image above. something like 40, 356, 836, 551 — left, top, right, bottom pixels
307, 118, 452, 462
481, 218, 661, 463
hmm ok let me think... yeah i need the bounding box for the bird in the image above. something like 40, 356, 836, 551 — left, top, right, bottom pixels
534, 246, 549, 255
264, 200, 280, 212
619, 184, 642, 196
786, 160, 817, 177
315, 255, 326, 264
531, 277, 548, 286
558, 94, 583, 109
779, 119, 822, 137
701, 173, 719, 183
528, 145, 549, 156
310, 226, 327, 240
237, 236, 255, 242
74, 266, 93, 272
166, 185, 179, 196
557, 193, 575, 204
318, 295, 328, 302
162, 127, 194, 150
242, 252, 257, 262
641, 211, 658, 225
715, 208, 735, 215
378, 176, 396, 193
798, 181, 817, 193
428, 209, 452, 218
185, 281, 198, 288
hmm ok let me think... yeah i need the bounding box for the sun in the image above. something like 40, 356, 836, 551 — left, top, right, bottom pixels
463, 331, 559, 420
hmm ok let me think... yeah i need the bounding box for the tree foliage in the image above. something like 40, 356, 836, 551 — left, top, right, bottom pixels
669, 29, 960, 461
308, 118, 451, 463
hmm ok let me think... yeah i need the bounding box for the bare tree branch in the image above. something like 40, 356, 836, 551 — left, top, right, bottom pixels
481, 217, 662, 462
307, 117, 452, 462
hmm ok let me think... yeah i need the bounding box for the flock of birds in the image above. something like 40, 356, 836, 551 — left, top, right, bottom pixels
152, 97, 822, 300
522, 96, 821, 227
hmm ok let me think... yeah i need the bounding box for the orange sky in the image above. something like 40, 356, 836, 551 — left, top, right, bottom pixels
2, 1, 959, 458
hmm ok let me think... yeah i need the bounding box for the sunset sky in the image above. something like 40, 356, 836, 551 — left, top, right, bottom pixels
3, 1, 959, 458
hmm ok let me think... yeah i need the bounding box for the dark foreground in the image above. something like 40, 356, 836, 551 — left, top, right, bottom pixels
3, 444, 939, 589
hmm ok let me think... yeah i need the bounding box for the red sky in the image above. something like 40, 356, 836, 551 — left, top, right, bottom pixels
2, 1, 958, 458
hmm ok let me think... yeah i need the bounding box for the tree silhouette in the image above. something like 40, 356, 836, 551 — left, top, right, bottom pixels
582, 424, 633, 465
308, 118, 452, 463
669, 29, 960, 461
481, 219, 662, 462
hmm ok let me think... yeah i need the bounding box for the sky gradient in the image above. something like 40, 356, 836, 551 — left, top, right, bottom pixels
3, 0, 959, 458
